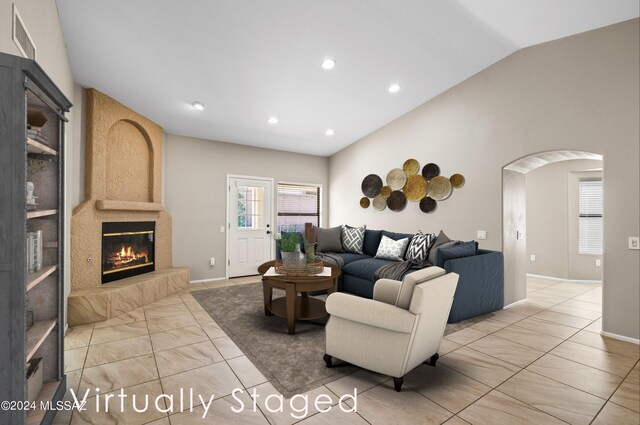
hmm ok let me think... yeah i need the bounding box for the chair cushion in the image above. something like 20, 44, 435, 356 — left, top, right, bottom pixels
405, 231, 436, 261
435, 241, 478, 268
362, 229, 383, 257
427, 231, 452, 264
315, 226, 343, 253
375, 236, 409, 261
396, 267, 446, 309
335, 253, 371, 266
341, 225, 366, 254
343, 258, 397, 281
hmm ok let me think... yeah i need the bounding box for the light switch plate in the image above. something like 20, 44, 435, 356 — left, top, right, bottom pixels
210, 257, 215, 267
477, 230, 487, 240
220, 226, 225, 233
630, 237, 639, 250
517, 231, 524, 240
595, 259, 601, 267
530, 254, 536, 262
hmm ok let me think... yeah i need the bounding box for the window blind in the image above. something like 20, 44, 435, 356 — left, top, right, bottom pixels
578, 179, 603, 255
276, 184, 320, 232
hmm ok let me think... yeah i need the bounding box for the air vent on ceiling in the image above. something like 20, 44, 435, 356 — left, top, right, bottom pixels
13, 4, 36, 60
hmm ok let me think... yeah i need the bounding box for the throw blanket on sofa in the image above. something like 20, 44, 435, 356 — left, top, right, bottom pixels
315, 252, 345, 269
373, 259, 432, 282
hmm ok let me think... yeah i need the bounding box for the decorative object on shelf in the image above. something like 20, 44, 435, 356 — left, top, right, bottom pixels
26, 181, 38, 210
403, 174, 428, 201
26, 357, 43, 404
27, 108, 48, 130
372, 195, 387, 211
450, 173, 465, 188
403, 158, 420, 175
387, 190, 408, 212
304, 223, 317, 261
419, 197, 438, 213
427, 176, 453, 201
26, 230, 43, 273
361, 174, 383, 198
386, 168, 407, 190
380, 186, 392, 198
359, 197, 370, 208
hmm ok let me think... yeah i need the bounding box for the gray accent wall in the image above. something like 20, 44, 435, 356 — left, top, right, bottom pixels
328, 20, 640, 339
164, 134, 329, 281
525, 159, 603, 280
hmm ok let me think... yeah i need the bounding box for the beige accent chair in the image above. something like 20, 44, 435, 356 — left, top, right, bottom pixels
323, 267, 458, 391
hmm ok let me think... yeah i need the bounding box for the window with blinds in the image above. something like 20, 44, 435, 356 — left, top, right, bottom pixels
276, 183, 320, 233
579, 179, 603, 255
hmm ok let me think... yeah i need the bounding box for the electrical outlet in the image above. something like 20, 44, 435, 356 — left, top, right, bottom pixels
220, 226, 225, 233
629, 237, 639, 250
477, 230, 487, 240
530, 254, 536, 262
595, 259, 601, 267
209, 257, 215, 267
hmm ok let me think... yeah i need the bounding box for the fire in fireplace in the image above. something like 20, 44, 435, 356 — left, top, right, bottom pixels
102, 221, 155, 283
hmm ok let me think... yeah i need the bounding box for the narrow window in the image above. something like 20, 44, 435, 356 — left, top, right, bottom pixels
578, 179, 603, 255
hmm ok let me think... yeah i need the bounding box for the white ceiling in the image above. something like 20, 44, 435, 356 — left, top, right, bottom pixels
55, 0, 639, 156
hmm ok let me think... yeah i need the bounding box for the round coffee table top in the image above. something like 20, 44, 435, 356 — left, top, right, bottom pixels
258, 260, 341, 281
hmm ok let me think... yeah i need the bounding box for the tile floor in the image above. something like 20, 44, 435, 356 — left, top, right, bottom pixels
53, 276, 639, 425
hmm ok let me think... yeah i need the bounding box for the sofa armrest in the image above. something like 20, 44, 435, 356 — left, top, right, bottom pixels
373, 279, 401, 305
326, 292, 415, 333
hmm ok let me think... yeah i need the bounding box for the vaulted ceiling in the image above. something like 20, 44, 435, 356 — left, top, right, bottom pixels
56, 0, 639, 156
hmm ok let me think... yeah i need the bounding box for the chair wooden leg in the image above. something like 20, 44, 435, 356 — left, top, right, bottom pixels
393, 377, 403, 392
323, 354, 333, 368
424, 353, 439, 367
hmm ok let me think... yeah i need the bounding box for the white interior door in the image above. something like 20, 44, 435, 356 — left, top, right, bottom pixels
228, 177, 273, 277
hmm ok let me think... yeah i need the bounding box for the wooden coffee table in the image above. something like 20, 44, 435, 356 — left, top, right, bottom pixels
258, 260, 341, 335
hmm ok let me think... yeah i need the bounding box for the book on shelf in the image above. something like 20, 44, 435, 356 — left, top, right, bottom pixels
26, 129, 50, 146
27, 231, 43, 273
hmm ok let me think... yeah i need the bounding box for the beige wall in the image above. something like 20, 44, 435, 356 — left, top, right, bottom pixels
525, 160, 602, 280
1, 0, 80, 328
164, 134, 329, 281
329, 20, 640, 339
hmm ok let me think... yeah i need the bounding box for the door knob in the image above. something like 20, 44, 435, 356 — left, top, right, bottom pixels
266, 230, 271, 235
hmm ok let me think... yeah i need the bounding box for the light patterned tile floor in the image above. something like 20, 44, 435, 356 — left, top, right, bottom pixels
54, 276, 640, 425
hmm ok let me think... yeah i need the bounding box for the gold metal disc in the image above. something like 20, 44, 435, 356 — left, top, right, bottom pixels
403, 159, 420, 176
427, 176, 452, 201
360, 197, 370, 208
372, 195, 387, 211
403, 175, 428, 202
386, 168, 407, 190
450, 174, 465, 189
380, 186, 392, 198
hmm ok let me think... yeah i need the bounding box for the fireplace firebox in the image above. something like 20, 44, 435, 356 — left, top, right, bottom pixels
102, 221, 155, 283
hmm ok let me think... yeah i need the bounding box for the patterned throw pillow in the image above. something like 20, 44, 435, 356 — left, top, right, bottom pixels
405, 231, 436, 261
374, 235, 409, 261
342, 225, 366, 254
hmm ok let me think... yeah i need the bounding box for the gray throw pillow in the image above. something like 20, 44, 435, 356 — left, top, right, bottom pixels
427, 230, 452, 264
342, 225, 366, 254
314, 226, 343, 253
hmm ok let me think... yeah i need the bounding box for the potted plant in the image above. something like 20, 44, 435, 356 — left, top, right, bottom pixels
275, 232, 305, 266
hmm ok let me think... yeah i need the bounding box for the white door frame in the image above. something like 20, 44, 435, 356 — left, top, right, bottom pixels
225, 174, 275, 278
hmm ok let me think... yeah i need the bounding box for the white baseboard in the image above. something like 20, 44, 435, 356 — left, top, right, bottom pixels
601, 331, 640, 345
527, 273, 602, 284
190, 277, 227, 284
503, 298, 528, 309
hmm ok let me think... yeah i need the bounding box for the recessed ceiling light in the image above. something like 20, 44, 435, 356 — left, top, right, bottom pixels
322, 58, 336, 70
192, 101, 205, 110
388, 84, 401, 93
268, 116, 279, 124
325, 129, 335, 136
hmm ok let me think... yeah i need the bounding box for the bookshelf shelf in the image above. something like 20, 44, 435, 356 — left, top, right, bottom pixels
26, 265, 57, 292
26, 320, 57, 362
26, 209, 58, 219
27, 138, 57, 156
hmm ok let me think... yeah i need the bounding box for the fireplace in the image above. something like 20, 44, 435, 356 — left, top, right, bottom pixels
102, 221, 155, 283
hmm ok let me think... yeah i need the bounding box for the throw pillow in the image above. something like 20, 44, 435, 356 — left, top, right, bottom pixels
427, 230, 451, 264
435, 241, 479, 268
374, 235, 409, 261
314, 226, 343, 253
362, 229, 383, 257
382, 230, 414, 245
342, 225, 366, 254
405, 231, 436, 261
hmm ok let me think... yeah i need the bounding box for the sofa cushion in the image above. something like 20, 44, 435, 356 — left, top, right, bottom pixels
343, 258, 397, 281
315, 226, 343, 253
427, 231, 451, 264
375, 235, 409, 261
362, 229, 383, 257
335, 253, 371, 266
382, 230, 414, 244
341, 225, 366, 254
405, 231, 436, 261
435, 241, 478, 268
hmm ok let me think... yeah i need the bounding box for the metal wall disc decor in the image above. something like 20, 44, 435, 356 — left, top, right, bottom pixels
422, 163, 440, 180
419, 196, 437, 213
361, 174, 383, 198
427, 176, 452, 201
386, 168, 407, 190
403, 159, 420, 176
403, 174, 428, 202
450, 173, 465, 189
372, 195, 387, 211
387, 190, 408, 212
360, 197, 370, 208
380, 186, 392, 198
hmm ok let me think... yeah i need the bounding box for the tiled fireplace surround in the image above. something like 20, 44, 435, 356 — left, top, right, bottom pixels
68, 89, 188, 326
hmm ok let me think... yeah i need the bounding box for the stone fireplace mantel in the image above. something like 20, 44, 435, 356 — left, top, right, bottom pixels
95, 199, 164, 211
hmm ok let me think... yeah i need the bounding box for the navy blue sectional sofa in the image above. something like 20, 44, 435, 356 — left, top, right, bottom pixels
277, 229, 504, 323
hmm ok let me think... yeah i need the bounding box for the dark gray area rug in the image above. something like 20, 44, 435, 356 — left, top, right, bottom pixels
191, 282, 488, 397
